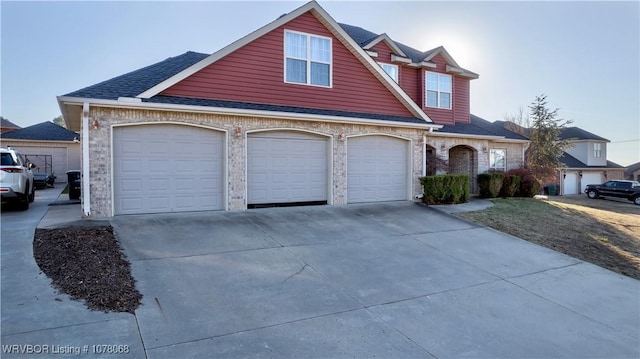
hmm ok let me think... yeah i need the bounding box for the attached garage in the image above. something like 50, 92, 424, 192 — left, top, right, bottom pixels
113, 124, 224, 215
347, 135, 409, 203
247, 131, 329, 207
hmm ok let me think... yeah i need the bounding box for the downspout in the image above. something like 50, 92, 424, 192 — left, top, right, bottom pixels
82, 103, 91, 216
422, 132, 427, 176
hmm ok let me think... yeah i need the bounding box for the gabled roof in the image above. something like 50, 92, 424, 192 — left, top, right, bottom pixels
559, 152, 624, 169
362, 33, 408, 58
625, 162, 640, 176
339, 24, 478, 79
1, 118, 21, 131
60, 1, 437, 130
496, 121, 610, 143
559, 127, 609, 142
0, 122, 79, 141
435, 114, 529, 140
132, 1, 430, 123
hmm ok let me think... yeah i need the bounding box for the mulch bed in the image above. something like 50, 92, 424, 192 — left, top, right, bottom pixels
33, 226, 142, 313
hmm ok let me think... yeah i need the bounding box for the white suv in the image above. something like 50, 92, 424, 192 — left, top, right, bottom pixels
1, 147, 35, 210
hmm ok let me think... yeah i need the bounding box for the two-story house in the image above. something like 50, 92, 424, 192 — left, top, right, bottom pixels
557, 127, 625, 195
57, 1, 528, 217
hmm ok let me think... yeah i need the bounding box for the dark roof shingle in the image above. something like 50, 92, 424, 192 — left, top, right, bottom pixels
64, 51, 209, 99
147, 96, 426, 124
0, 122, 79, 141
437, 115, 529, 140
559, 152, 624, 169
1, 118, 21, 131
559, 127, 609, 142
339, 23, 431, 63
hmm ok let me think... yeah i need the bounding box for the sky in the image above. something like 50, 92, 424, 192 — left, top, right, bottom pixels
1, 1, 639, 166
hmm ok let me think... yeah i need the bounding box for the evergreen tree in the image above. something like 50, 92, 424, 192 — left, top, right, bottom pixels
526, 95, 573, 182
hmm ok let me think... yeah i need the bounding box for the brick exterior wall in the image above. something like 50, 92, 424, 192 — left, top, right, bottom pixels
84, 107, 426, 217
425, 136, 527, 193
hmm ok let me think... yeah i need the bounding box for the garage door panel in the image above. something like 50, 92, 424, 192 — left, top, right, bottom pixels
114, 125, 224, 215
563, 173, 577, 195
248, 131, 328, 205
348, 135, 408, 203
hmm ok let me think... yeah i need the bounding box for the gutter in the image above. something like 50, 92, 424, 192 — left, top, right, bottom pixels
58, 96, 442, 131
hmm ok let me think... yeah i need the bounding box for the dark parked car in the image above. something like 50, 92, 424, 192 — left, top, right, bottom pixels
33, 173, 56, 189
585, 180, 640, 205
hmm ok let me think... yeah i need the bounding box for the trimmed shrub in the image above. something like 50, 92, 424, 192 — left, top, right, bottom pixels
420, 174, 470, 205
504, 168, 541, 197
500, 175, 520, 198
477, 173, 504, 198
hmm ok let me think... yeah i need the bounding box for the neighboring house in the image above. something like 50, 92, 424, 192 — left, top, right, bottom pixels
0, 122, 81, 183
1, 118, 21, 134
625, 162, 640, 181
57, 1, 528, 217
496, 121, 625, 195
557, 127, 625, 195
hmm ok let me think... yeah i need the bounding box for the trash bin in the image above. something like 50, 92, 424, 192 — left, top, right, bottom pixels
548, 184, 558, 196
66, 170, 81, 200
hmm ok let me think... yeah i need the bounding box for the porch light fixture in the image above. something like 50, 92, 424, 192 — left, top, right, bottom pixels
578, 171, 583, 178
234, 127, 242, 137
603, 171, 608, 179
337, 133, 346, 141
562, 169, 566, 179
92, 119, 99, 129
440, 144, 446, 152
482, 146, 488, 153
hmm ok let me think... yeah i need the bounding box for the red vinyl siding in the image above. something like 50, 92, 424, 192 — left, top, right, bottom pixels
419, 54, 471, 125
453, 76, 470, 123
400, 66, 420, 105
370, 41, 402, 86
370, 42, 393, 63
161, 12, 413, 118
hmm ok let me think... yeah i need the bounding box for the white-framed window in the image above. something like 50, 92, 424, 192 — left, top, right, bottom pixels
593, 143, 602, 158
490, 149, 506, 171
284, 30, 331, 87
425, 72, 452, 109
379, 63, 398, 83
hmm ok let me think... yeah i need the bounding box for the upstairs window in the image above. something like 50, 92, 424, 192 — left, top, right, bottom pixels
379, 63, 398, 83
593, 143, 602, 158
490, 149, 506, 171
285, 30, 331, 87
425, 72, 452, 109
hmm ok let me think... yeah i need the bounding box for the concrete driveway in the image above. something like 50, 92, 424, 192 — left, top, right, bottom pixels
2, 198, 639, 358
112, 202, 639, 358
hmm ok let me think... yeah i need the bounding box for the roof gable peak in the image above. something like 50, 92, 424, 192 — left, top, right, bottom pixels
136, 0, 432, 123
362, 33, 407, 57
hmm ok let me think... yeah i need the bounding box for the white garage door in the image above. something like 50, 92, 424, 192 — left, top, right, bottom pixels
247, 131, 328, 206
113, 124, 224, 215
563, 173, 578, 195
581, 172, 602, 189
347, 135, 408, 203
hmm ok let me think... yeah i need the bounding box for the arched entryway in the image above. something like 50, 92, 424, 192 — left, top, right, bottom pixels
448, 145, 478, 194
425, 145, 437, 176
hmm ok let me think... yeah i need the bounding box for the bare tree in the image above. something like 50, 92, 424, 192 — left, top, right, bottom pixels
503, 106, 530, 136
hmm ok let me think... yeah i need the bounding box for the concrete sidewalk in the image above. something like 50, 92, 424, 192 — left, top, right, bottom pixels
2, 198, 639, 358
